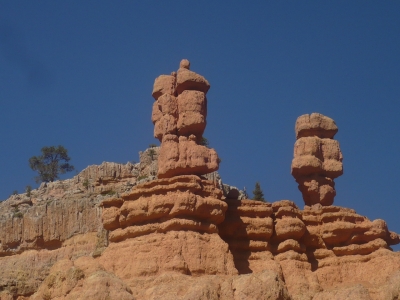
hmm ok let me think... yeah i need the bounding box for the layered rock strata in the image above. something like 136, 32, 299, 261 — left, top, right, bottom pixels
100, 175, 238, 277
218, 199, 276, 274
219, 199, 400, 299
271, 200, 307, 261
102, 175, 226, 240
302, 205, 400, 258
152, 60, 219, 178
291, 113, 343, 206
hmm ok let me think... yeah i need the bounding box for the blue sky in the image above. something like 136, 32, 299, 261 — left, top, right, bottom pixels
1, 1, 399, 249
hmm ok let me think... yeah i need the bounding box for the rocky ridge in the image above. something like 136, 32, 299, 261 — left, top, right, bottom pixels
0, 60, 399, 300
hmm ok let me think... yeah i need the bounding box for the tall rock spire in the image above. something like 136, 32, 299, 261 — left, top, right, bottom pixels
291, 113, 343, 206
151, 60, 219, 178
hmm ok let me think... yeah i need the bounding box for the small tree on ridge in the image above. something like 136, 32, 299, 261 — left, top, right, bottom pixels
29, 145, 75, 183
252, 182, 265, 201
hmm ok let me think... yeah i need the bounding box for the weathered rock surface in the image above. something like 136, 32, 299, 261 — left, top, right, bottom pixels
101, 175, 238, 278
138, 147, 159, 180
100, 231, 237, 279
152, 60, 219, 178
119, 270, 290, 300
176, 59, 210, 95
295, 113, 338, 139
291, 113, 343, 206
158, 134, 219, 178
0, 147, 162, 258
152, 74, 176, 101
203, 171, 247, 200
0, 233, 99, 298
0, 147, 161, 299
218, 199, 276, 274
0, 197, 101, 256
301, 205, 399, 256
152, 93, 178, 140
30, 256, 134, 300
217, 197, 400, 300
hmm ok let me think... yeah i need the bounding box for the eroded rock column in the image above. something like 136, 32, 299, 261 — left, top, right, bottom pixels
100, 60, 237, 278
291, 113, 343, 206
152, 59, 219, 178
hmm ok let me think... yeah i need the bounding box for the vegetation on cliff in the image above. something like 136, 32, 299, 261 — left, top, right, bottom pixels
29, 145, 75, 183
252, 182, 265, 201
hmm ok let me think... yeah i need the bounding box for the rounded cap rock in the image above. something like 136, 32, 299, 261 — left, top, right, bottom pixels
180, 59, 190, 70
295, 113, 338, 139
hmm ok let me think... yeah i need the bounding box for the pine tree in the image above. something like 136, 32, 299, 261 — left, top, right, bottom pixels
252, 182, 265, 201
29, 145, 74, 183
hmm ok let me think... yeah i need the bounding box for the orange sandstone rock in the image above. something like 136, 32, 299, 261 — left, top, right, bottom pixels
99, 231, 238, 278
152, 93, 178, 141
177, 90, 207, 137
152, 74, 176, 100
151, 60, 219, 178
271, 201, 307, 260
176, 60, 210, 95
301, 205, 399, 256
101, 174, 237, 277
295, 113, 338, 139
291, 113, 343, 206
30, 257, 134, 300
218, 199, 276, 274
102, 175, 227, 240
157, 134, 219, 178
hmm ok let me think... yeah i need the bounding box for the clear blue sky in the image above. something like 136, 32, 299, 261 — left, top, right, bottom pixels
1, 1, 399, 249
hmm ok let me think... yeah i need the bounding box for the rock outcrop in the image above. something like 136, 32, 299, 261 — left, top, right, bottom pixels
100, 163, 236, 278
302, 205, 400, 257
218, 199, 276, 274
0, 196, 101, 257
291, 113, 343, 206
152, 60, 219, 178
0, 61, 399, 300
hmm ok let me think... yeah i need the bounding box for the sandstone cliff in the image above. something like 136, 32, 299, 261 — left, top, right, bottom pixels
0, 60, 399, 300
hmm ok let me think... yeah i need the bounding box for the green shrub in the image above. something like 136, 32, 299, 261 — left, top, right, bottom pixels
137, 175, 148, 181
12, 206, 23, 218
26, 185, 32, 197
101, 190, 116, 196
200, 137, 209, 148
83, 179, 90, 189
13, 211, 23, 218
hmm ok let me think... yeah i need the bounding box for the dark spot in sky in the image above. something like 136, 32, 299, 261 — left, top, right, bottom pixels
0, 22, 52, 90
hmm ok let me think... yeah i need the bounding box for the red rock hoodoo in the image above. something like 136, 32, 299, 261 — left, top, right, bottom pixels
152, 59, 219, 178
99, 61, 239, 297
291, 113, 343, 206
